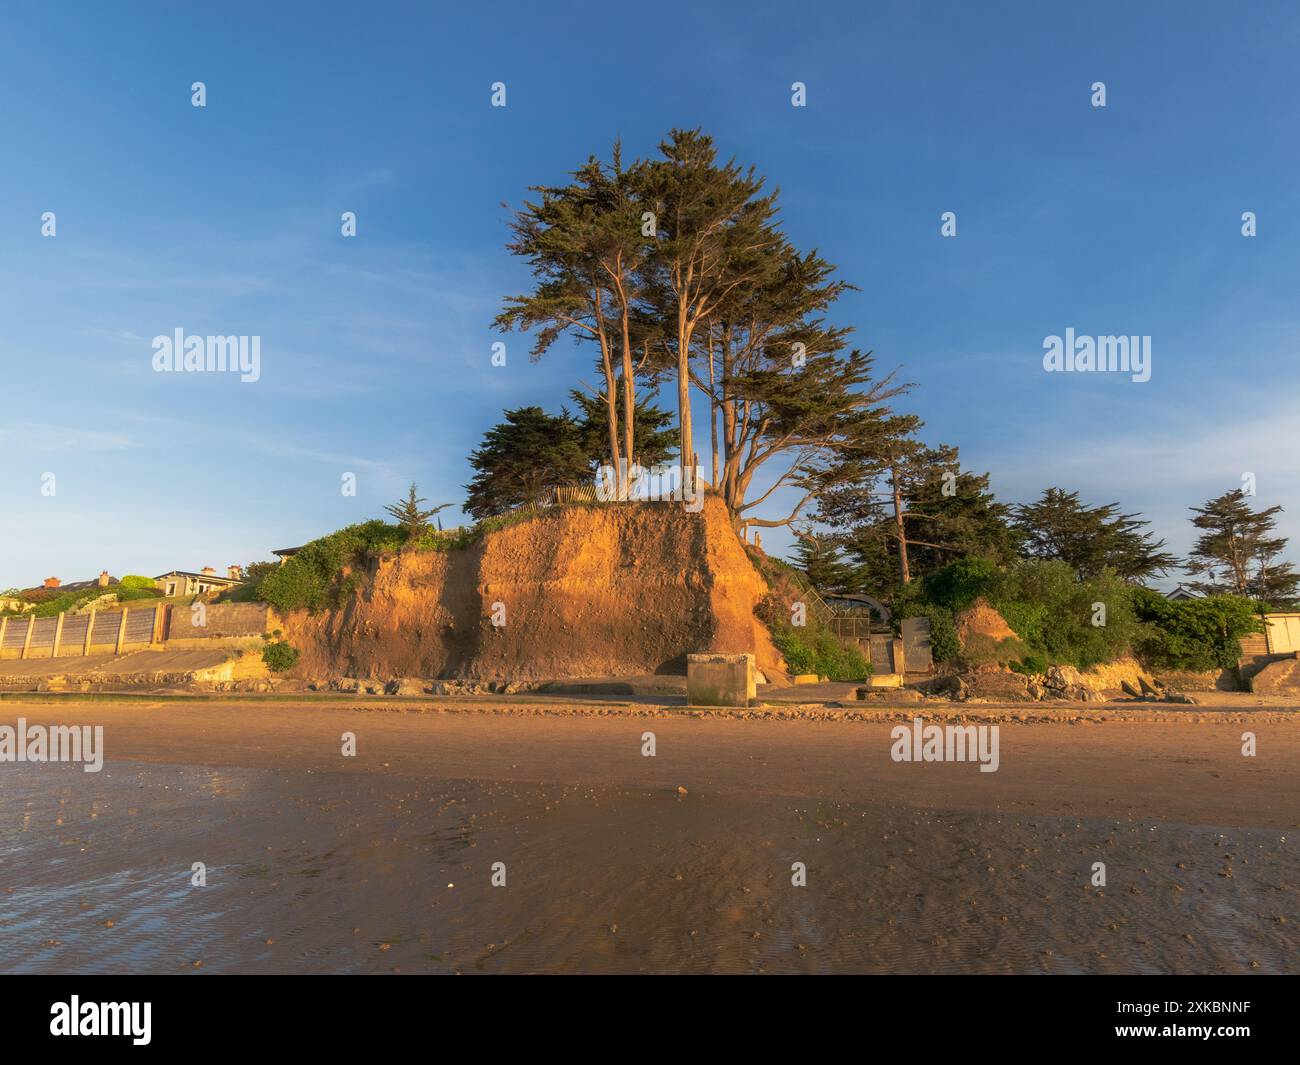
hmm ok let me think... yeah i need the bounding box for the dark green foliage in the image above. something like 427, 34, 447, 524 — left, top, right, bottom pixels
918, 556, 999, 612
1009, 653, 1049, 676
243, 561, 279, 587
255, 509, 573, 613
893, 557, 1138, 669
494, 143, 653, 496
114, 581, 161, 603
816, 441, 1019, 597
24, 593, 85, 618
256, 561, 330, 614
256, 521, 405, 613
890, 558, 994, 666
1015, 488, 1178, 582
1186, 489, 1299, 606
752, 561, 872, 681
226, 561, 279, 602
463, 407, 592, 519
567, 388, 676, 470
990, 561, 1138, 670
892, 554, 1269, 673
464, 395, 677, 519
788, 536, 858, 595
262, 640, 300, 672
1131, 587, 1264, 671
768, 624, 872, 682
498, 128, 913, 531
3, 576, 160, 618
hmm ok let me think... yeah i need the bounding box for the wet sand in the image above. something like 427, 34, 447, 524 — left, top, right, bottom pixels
1, 700, 1296, 974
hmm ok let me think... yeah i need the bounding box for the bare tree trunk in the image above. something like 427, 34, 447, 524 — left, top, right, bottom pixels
602, 359, 622, 495
891, 460, 911, 584
614, 275, 635, 497
676, 300, 694, 494
707, 324, 719, 488
721, 325, 739, 511
1229, 531, 1248, 594
594, 287, 622, 495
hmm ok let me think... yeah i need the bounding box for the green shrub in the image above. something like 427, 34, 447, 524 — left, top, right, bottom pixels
1131, 589, 1263, 671
220, 561, 278, 602
29, 593, 81, 617
770, 624, 872, 681
262, 640, 300, 672
116, 585, 161, 602
257, 558, 332, 613
1009, 653, 1048, 676
257, 520, 404, 613
988, 560, 1139, 669
754, 585, 872, 682
118, 574, 157, 591
892, 559, 1142, 670
920, 557, 999, 612
891, 559, 1267, 675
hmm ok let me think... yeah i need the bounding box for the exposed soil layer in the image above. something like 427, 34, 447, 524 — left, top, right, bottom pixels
280, 497, 781, 682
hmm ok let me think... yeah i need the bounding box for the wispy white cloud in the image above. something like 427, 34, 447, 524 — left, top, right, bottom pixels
0, 422, 137, 452
978, 384, 1300, 558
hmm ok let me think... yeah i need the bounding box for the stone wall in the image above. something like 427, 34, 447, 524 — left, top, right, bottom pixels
167, 602, 274, 640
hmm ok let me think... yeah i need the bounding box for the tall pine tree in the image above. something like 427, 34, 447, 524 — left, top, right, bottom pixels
1186, 489, 1298, 605
1014, 488, 1178, 582
788, 536, 859, 595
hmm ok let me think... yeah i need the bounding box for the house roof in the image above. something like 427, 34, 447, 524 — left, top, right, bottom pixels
43, 576, 119, 592
272, 546, 303, 557
155, 571, 243, 583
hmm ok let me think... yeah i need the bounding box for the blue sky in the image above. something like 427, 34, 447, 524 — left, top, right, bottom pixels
2, 0, 1298, 589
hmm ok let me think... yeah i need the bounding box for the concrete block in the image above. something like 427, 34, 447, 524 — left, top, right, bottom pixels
890, 638, 906, 674
866, 672, 904, 688
791, 673, 820, 685
687, 653, 756, 707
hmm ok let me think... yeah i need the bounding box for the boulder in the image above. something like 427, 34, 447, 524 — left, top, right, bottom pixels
931, 669, 1037, 702
856, 687, 925, 704
1042, 664, 1107, 702
384, 677, 427, 696
962, 670, 1037, 702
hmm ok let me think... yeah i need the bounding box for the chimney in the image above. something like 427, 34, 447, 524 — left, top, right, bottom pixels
98, 570, 110, 588
227, 564, 243, 581
201, 566, 216, 577
43, 576, 60, 589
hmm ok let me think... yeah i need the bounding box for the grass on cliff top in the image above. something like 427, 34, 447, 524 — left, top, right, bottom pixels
251, 508, 559, 613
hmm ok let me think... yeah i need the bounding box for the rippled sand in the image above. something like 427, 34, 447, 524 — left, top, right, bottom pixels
0, 702, 1296, 973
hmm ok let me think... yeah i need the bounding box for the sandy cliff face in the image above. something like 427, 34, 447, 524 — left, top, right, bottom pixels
280, 496, 782, 682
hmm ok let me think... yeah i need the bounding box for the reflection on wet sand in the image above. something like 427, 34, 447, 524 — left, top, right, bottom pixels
2, 757, 1295, 974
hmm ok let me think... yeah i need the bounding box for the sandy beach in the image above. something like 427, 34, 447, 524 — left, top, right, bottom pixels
1, 698, 1297, 974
